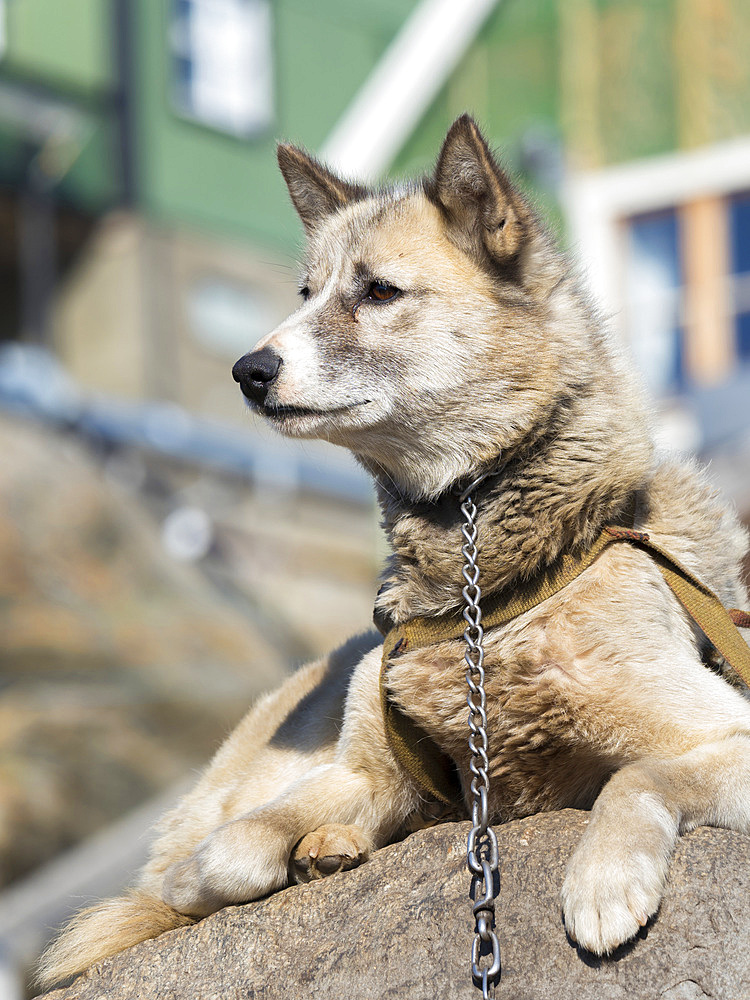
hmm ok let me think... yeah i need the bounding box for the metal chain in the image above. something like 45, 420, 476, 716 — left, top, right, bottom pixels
459, 482, 501, 999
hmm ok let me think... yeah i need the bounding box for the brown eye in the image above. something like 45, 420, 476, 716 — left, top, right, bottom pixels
367, 281, 400, 302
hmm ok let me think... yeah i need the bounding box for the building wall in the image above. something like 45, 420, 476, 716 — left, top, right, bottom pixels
5, 1, 750, 429
131, 0, 420, 252
2, 0, 114, 91
54, 213, 299, 416
3, 2, 750, 258
0, 0, 120, 210
54, 213, 146, 399
392, 0, 750, 203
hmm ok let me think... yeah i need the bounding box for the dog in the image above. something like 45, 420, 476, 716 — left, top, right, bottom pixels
39, 115, 750, 988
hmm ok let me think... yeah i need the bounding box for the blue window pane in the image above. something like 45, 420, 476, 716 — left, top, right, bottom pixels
672, 324, 685, 389
729, 192, 750, 367
624, 209, 685, 396
729, 192, 750, 276
629, 212, 681, 288
172, 0, 192, 43
736, 313, 750, 362
174, 55, 193, 88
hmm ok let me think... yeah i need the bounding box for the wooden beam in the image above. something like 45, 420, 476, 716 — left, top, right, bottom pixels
681, 195, 733, 385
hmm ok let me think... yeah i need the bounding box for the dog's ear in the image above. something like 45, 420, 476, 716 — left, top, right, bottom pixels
431, 115, 526, 267
277, 144, 366, 235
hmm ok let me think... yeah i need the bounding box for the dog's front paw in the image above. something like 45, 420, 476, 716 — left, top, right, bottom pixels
561, 825, 669, 954
290, 824, 370, 884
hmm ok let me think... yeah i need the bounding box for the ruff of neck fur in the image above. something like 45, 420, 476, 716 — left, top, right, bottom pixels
374, 387, 653, 626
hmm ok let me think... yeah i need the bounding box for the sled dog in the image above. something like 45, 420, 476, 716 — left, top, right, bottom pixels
40, 115, 750, 986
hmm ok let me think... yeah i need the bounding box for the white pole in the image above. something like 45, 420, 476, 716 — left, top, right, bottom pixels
320, 0, 500, 180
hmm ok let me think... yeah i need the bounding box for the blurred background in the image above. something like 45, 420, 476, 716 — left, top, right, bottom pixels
0, 0, 748, 995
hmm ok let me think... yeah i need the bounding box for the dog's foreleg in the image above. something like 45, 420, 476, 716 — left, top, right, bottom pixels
561, 733, 750, 955
161, 759, 412, 917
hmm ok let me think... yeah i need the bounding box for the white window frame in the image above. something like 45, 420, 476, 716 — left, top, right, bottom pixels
562, 136, 750, 329
169, 0, 273, 139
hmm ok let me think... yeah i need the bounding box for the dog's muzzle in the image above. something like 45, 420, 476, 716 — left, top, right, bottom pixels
232, 348, 282, 404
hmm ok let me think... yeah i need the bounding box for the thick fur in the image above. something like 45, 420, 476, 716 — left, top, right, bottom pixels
40, 116, 750, 987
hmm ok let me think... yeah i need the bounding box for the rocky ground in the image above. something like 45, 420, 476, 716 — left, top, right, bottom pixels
40, 812, 750, 1000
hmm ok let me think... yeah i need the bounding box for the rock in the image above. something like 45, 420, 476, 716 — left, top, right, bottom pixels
39, 811, 750, 999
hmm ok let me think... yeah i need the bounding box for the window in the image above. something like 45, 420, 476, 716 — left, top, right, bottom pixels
566, 136, 750, 394
170, 0, 273, 138
623, 209, 685, 397
619, 192, 750, 397
729, 191, 750, 364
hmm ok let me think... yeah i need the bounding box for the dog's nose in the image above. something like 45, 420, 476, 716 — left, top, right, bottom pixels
232, 348, 282, 404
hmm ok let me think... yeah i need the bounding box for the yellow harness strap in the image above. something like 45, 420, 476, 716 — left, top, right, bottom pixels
379, 525, 750, 807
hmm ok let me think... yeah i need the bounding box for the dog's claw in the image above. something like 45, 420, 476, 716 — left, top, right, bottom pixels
290, 824, 370, 884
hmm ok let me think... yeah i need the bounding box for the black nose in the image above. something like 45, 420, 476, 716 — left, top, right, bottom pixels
232, 348, 282, 404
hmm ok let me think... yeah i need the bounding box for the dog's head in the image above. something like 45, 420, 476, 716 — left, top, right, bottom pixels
233, 116, 604, 500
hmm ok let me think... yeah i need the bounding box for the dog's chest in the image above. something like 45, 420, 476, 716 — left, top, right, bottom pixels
386, 624, 615, 819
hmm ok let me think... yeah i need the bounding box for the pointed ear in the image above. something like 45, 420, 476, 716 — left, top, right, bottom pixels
431, 115, 526, 266
277, 144, 367, 235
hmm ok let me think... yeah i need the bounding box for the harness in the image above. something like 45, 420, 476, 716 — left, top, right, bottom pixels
377, 521, 750, 808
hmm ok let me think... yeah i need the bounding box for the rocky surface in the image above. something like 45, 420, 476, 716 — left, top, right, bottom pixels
41, 811, 750, 1000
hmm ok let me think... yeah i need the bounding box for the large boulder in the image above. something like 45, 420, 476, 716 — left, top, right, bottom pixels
41, 810, 750, 999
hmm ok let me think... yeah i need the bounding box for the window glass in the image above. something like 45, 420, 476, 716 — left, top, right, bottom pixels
729, 191, 750, 362
169, 0, 273, 138
623, 209, 685, 396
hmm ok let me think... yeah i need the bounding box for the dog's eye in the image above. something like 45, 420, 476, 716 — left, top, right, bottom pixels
367, 281, 400, 303
299, 286, 310, 300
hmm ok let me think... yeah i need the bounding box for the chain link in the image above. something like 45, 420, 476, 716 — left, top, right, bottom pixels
460, 486, 500, 998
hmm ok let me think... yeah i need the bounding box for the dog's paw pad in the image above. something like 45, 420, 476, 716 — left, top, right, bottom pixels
290, 824, 370, 884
